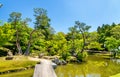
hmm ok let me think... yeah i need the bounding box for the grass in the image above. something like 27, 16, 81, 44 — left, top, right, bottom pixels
0, 69, 34, 77
0, 56, 38, 72
110, 73, 120, 77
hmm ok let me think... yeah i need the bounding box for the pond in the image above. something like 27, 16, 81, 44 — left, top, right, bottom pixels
55, 55, 120, 77
0, 55, 120, 77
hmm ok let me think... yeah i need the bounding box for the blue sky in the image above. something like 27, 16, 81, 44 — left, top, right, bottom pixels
0, 0, 120, 33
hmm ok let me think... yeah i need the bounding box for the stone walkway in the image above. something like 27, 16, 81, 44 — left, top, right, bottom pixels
33, 59, 57, 77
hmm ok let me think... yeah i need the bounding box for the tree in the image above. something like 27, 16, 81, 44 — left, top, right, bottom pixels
97, 24, 114, 49
0, 23, 15, 56
67, 26, 79, 55
74, 21, 91, 53
24, 8, 52, 55
110, 25, 120, 39
8, 12, 23, 55
105, 37, 119, 58
0, 23, 15, 46
52, 32, 70, 60
34, 8, 52, 40
87, 31, 103, 50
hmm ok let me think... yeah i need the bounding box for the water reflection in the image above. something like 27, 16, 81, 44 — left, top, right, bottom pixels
57, 73, 101, 77
86, 74, 100, 77
55, 55, 120, 77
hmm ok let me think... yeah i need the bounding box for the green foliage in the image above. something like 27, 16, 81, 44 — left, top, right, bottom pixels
0, 23, 15, 46
87, 42, 103, 50
52, 32, 67, 55
86, 31, 103, 50
61, 51, 70, 61
96, 23, 120, 52
105, 37, 118, 51
8, 12, 23, 55
77, 52, 83, 61
77, 51, 88, 61
74, 21, 91, 52
105, 37, 119, 58
97, 24, 116, 50
8, 12, 22, 23
110, 25, 120, 39
1, 7, 120, 63
34, 8, 52, 40
59, 43, 70, 60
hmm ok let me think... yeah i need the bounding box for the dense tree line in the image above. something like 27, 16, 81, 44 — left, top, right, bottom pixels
0, 8, 120, 60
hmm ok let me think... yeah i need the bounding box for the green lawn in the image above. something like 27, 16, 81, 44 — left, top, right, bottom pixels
0, 56, 37, 73
0, 69, 34, 77
110, 73, 120, 77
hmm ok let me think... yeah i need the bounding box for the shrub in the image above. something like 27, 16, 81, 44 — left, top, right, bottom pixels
77, 51, 88, 62
61, 51, 70, 61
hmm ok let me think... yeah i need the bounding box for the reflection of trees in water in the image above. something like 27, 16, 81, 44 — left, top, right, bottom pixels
55, 56, 120, 77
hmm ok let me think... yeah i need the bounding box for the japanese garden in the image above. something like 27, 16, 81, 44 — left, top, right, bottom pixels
0, 1, 120, 77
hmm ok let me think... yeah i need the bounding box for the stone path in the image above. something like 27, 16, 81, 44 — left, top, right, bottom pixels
33, 59, 57, 77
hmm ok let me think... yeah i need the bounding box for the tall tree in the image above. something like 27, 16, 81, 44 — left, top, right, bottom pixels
110, 25, 120, 39
24, 8, 52, 55
67, 26, 79, 55
8, 12, 22, 55
74, 21, 91, 53
105, 37, 119, 58
87, 31, 103, 50
34, 8, 51, 40
97, 24, 113, 49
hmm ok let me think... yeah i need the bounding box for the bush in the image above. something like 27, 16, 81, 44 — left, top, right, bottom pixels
77, 51, 88, 62
61, 51, 70, 61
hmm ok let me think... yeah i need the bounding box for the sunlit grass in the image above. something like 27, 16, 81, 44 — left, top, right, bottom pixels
0, 56, 37, 72
110, 73, 120, 77
0, 69, 34, 77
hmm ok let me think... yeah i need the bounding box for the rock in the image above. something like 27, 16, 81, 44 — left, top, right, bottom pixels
7, 51, 13, 56
69, 56, 77, 63
61, 60, 67, 65
43, 56, 50, 59
52, 58, 67, 65
5, 56, 13, 60
37, 62, 41, 64
6, 51, 13, 60
52, 57, 60, 65
52, 62, 57, 69
77, 60, 82, 63
38, 53, 44, 58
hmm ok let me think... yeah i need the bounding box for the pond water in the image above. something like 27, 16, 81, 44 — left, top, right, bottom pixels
55, 55, 120, 77
0, 55, 120, 77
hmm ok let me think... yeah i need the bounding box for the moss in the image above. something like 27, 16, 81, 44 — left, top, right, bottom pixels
0, 56, 37, 73
0, 69, 34, 77
110, 73, 120, 77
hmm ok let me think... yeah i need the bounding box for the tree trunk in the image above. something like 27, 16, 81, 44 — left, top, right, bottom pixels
71, 33, 75, 55
16, 41, 22, 55
13, 18, 22, 55
24, 41, 31, 56
24, 30, 36, 56
16, 27, 22, 55
81, 33, 85, 53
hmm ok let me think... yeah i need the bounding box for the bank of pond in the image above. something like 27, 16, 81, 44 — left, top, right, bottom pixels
0, 54, 120, 77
